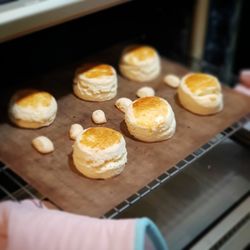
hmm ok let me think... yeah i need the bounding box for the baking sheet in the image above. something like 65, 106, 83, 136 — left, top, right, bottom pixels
0, 46, 249, 217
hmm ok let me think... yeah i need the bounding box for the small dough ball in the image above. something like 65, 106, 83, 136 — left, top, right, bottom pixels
136, 86, 155, 98
92, 110, 107, 124
69, 123, 84, 140
115, 97, 132, 113
164, 74, 180, 88
32, 136, 54, 154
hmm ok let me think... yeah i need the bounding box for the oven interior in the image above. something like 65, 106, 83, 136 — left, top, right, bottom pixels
0, 1, 249, 250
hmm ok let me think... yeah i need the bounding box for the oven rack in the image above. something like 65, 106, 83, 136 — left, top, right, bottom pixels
1, 114, 249, 216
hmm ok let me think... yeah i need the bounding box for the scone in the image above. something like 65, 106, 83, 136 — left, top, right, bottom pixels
178, 73, 223, 115
72, 127, 127, 179
119, 45, 161, 82
73, 64, 117, 101
125, 96, 176, 142
9, 89, 57, 129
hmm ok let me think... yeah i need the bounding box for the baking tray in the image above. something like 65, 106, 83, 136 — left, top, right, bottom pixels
0, 45, 249, 217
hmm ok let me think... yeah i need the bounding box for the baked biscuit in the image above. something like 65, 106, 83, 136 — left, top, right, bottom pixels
73, 127, 127, 179
9, 89, 57, 129
125, 96, 176, 142
119, 45, 161, 82
73, 64, 117, 101
178, 73, 223, 115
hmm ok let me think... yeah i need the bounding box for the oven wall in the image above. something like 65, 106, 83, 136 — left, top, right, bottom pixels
0, 0, 194, 86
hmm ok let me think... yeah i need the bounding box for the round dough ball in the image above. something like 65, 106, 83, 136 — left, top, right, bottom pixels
92, 110, 107, 124
164, 74, 180, 88
115, 97, 132, 113
136, 86, 155, 98
69, 123, 84, 140
32, 136, 54, 154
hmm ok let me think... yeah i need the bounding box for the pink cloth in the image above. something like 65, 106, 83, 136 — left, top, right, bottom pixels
234, 84, 250, 96
239, 70, 250, 88
0, 200, 135, 250
234, 70, 250, 96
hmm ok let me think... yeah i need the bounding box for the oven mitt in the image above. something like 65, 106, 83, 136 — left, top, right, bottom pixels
0, 200, 168, 250
234, 69, 250, 96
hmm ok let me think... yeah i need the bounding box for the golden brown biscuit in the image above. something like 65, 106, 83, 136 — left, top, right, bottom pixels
178, 73, 223, 115
72, 127, 127, 179
125, 96, 176, 142
119, 45, 161, 82
73, 64, 117, 101
9, 89, 57, 129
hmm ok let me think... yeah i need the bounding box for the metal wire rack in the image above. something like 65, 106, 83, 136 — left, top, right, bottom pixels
1, 114, 249, 216
102, 114, 250, 218
0, 162, 52, 208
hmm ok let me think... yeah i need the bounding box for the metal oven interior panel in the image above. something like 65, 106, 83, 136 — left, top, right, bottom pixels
0, 0, 130, 43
